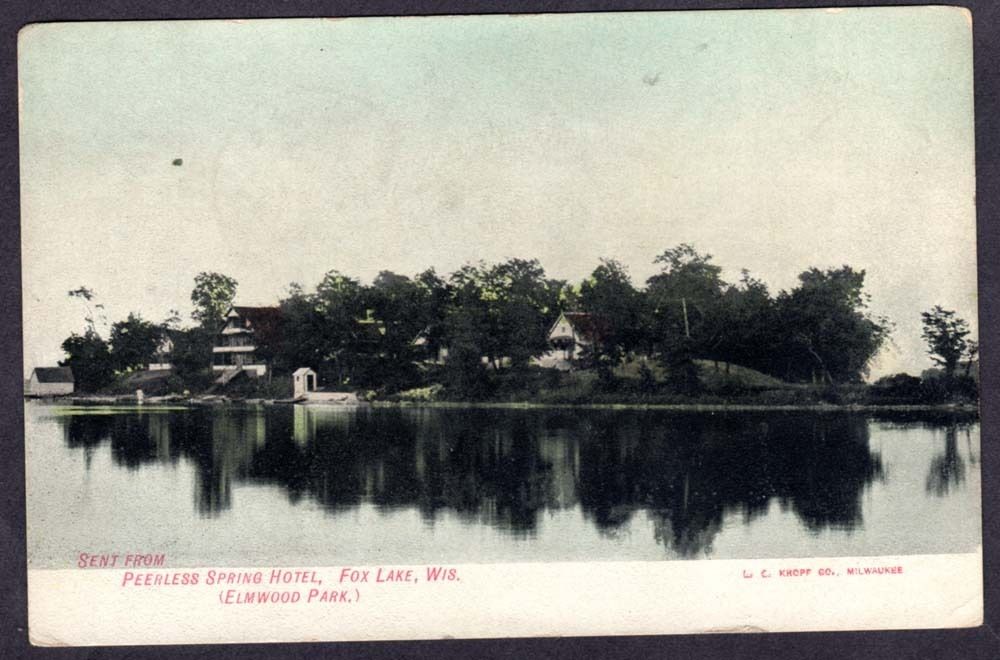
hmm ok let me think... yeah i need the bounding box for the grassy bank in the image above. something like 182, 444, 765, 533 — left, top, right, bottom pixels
383, 360, 979, 410
97, 368, 293, 399
60, 358, 977, 414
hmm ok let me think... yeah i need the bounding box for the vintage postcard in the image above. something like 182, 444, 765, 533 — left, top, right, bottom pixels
20, 7, 981, 646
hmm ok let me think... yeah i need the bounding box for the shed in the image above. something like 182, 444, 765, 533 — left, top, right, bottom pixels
27, 367, 75, 397
292, 367, 317, 399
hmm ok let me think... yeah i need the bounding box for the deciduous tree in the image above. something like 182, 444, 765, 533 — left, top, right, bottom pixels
109, 312, 162, 372
60, 330, 114, 392
921, 306, 972, 379
776, 267, 890, 383
190, 272, 238, 329
579, 258, 646, 361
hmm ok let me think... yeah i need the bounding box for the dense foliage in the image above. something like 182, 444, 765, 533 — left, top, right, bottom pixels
56, 247, 975, 402
60, 329, 115, 391
251, 246, 896, 393
190, 272, 238, 329
921, 306, 974, 378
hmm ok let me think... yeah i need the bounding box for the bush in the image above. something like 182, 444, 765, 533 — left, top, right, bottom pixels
919, 373, 978, 403
951, 374, 979, 401
543, 367, 563, 389
919, 376, 950, 404
870, 373, 923, 402
637, 362, 657, 394
394, 384, 444, 402
441, 346, 492, 400
106, 369, 173, 396
703, 376, 750, 398
172, 368, 215, 394
751, 388, 813, 406
223, 374, 292, 399
816, 383, 844, 405
663, 360, 702, 396
594, 362, 619, 393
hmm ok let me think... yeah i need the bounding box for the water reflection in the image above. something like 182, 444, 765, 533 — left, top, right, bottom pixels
926, 426, 966, 497
56, 406, 974, 558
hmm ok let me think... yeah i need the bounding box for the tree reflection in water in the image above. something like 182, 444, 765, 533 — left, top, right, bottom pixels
926, 425, 967, 497
58, 406, 975, 558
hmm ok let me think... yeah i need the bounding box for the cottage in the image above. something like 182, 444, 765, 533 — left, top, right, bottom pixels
549, 312, 608, 359
533, 312, 609, 369
26, 367, 74, 397
212, 305, 283, 378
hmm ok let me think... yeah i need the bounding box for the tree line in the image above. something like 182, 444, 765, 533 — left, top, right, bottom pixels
56, 244, 975, 397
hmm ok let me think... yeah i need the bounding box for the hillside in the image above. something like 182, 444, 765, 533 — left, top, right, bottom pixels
614, 358, 792, 390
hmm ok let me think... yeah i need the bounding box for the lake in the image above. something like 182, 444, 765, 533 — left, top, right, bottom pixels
25, 401, 981, 568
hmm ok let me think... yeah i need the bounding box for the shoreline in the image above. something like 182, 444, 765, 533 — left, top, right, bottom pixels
26, 394, 980, 415
371, 400, 981, 413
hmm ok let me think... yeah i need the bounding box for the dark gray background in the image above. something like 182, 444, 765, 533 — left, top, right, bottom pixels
1, 1, 997, 658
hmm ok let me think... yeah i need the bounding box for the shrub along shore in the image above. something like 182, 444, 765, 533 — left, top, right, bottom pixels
47, 359, 978, 415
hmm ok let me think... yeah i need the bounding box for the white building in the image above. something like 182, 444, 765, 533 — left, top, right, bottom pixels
292, 367, 317, 399
212, 305, 283, 378
532, 312, 608, 369
26, 367, 75, 396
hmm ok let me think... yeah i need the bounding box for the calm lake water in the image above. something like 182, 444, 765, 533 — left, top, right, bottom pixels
25, 401, 981, 568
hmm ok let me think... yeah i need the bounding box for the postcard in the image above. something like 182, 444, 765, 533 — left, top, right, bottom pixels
19, 7, 981, 646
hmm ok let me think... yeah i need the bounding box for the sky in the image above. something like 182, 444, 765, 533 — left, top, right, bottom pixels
18, 7, 977, 379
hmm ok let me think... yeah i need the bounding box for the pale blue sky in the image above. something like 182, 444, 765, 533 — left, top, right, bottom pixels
19, 8, 976, 377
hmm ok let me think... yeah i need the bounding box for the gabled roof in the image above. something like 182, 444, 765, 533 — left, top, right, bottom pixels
33, 366, 74, 383
411, 324, 441, 346
550, 311, 611, 343
230, 306, 283, 327
224, 305, 284, 346
292, 367, 316, 376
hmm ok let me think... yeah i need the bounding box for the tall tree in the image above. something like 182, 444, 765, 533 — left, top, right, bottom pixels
67, 286, 107, 334
921, 306, 972, 379
964, 340, 979, 378
313, 270, 367, 384
776, 266, 890, 383
275, 282, 325, 372
60, 286, 114, 391
190, 272, 238, 329
645, 245, 726, 387
712, 270, 780, 373
156, 308, 213, 378
411, 268, 452, 360
481, 258, 562, 369
578, 258, 645, 362
367, 271, 431, 364
169, 327, 214, 378
438, 263, 492, 394
60, 330, 114, 392
108, 313, 162, 373
648, 244, 725, 303
646, 244, 726, 347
